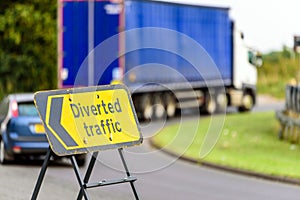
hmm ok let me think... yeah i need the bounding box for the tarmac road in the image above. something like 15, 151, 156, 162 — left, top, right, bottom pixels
1, 96, 299, 200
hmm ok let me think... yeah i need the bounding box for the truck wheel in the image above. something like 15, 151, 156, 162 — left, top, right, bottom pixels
153, 94, 165, 119
238, 93, 254, 112
204, 94, 217, 114
140, 95, 153, 120
165, 94, 176, 118
0, 139, 9, 164
216, 93, 227, 113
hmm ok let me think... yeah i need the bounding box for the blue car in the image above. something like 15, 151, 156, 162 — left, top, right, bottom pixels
0, 93, 86, 166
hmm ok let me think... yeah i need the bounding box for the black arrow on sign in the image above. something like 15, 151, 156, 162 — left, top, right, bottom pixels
48, 97, 78, 148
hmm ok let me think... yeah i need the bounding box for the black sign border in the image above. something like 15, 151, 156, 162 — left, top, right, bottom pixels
34, 84, 143, 156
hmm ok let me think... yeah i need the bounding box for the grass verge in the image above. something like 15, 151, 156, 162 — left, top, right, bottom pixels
152, 112, 300, 179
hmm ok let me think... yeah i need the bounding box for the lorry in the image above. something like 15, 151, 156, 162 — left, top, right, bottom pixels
58, 0, 262, 120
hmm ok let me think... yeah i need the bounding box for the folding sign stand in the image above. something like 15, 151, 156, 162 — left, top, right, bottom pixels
32, 85, 143, 200
31, 147, 139, 200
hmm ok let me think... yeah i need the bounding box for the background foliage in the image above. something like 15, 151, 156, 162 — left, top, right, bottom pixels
0, 0, 57, 98
258, 46, 300, 99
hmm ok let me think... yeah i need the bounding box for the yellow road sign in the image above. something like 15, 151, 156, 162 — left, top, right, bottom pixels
34, 84, 142, 156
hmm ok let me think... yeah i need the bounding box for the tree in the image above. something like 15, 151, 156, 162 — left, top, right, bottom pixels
0, 1, 57, 98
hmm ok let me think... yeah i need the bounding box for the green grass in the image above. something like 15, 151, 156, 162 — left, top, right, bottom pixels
152, 112, 300, 179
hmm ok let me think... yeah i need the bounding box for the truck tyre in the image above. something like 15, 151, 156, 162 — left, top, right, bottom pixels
153, 94, 165, 119
216, 93, 227, 113
140, 95, 153, 120
165, 94, 176, 118
238, 92, 254, 112
204, 94, 217, 114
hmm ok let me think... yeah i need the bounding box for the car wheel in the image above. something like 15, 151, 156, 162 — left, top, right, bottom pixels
75, 154, 86, 167
0, 139, 9, 164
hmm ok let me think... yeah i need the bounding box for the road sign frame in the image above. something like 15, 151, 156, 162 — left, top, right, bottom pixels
34, 84, 143, 156
31, 147, 139, 200
31, 84, 141, 199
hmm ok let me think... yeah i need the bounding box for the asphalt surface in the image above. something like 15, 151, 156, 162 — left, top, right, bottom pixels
1, 96, 300, 200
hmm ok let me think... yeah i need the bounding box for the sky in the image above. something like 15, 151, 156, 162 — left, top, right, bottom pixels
160, 0, 300, 53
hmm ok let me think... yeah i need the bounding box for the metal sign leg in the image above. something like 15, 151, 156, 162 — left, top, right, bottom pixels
70, 155, 90, 200
118, 148, 139, 200
31, 147, 52, 200
77, 152, 99, 200
31, 149, 139, 200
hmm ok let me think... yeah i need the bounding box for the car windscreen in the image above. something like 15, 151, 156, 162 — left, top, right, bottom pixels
18, 102, 39, 117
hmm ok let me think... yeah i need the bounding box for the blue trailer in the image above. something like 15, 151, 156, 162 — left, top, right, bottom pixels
58, 0, 261, 119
